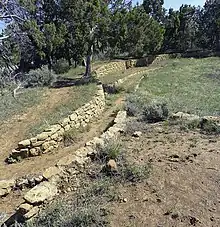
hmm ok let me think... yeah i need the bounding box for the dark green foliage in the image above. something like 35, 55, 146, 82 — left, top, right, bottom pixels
52, 59, 70, 74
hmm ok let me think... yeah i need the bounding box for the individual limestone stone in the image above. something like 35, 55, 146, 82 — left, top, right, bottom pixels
34, 175, 44, 184
18, 203, 33, 214
114, 111, 127, 124
30, 147, 41, 157
42, 141, 56, 151
31, 140, 44, 147
42, 146, 54, 154
69, 113, 78, 121
171, 112, 200, 121
56, 154, 77, 167
37, 132, 49, 141
24, 182, 57, 204
18, 140, 31, 148
133, 131, 142, 138
106, 159, 118, 173
30, 137, 37, 144
24, 206, 39, 219
61, 118, 70, 127
64, 124, 71, 131
44, 124, 61, 134
43, 167, 62, 180
51, 133, 59, 140
0, 179, 15, 197
12, 149, 29, 159
57, 128, 65, 136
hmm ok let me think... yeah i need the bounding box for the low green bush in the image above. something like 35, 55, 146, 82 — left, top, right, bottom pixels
52, 59, 70, 74
142, 101, 169, 123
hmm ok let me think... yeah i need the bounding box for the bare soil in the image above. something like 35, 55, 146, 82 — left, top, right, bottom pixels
109, 121, 220, 227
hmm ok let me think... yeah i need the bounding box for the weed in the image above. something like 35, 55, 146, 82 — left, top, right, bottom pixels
97, 140, 122, 163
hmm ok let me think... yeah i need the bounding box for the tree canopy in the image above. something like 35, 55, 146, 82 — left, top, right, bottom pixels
0, 0, 219, 78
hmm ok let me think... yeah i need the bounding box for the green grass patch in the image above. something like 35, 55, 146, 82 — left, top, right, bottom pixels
138, 57, 220, 116
27, 83, 97, 137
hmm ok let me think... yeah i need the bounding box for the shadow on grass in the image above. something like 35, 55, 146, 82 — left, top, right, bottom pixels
51, 76, 100, 89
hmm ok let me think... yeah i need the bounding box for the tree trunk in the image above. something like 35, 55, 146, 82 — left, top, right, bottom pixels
84, 44, 93, 78
84, 54, 92, 77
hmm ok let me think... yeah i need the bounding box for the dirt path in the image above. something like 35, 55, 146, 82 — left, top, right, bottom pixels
109, 122, 220, 227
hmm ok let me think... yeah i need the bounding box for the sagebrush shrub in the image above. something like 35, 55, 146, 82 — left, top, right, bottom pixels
23, 66, 56, 87
142, 101, 169, 122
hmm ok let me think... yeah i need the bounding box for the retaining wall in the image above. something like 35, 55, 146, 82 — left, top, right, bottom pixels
7, 84, 105, 163
2, 111, 127, 226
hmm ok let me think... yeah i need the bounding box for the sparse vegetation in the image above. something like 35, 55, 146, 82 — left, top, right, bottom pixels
27, 83, 97, 137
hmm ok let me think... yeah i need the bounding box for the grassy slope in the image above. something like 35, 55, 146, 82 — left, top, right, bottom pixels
0, 87, 46, 122
27, 83, 97, 137
139, 57, 220, 116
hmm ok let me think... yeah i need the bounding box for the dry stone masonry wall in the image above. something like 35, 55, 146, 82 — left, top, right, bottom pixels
2, 111, 127, 225
7, 84, 105, 163
95, 61, 126, 77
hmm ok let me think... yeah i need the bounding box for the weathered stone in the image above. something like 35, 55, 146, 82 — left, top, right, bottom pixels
64, 124, 71, 131
42, 146, 54, 154
24, 182, 57, 204
106, 160, 118, 173
56, 154, 77, 167
42, 141, 56, 151
18, 203, 33, 214
29, 148, 41, 157
18, 140, 31, 148
16, 178, 29, 189
37, 132, 49, 141
30, 137, 37, 144
171, 112, 200, 121
44, 124, 61, 134
43, 166, 62, 180
133, 131, 142, 137
51, 133, 59, 140
114, 111, 127, 124
34, 175, 44, 184
11, 149, 29, 159
24, 206, 39, 219
0, 179, 15, 197
31, 140, 44, 147
69, 113, 78, 121
74, 123, 81, 129
57, 128, 65, 136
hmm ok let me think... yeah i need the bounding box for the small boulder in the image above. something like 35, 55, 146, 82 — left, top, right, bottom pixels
24, 182, 57, 204
133, 131, 142, 137
0, 179, 15, 197
106, 159, 118, 173
18, 140, 31, 148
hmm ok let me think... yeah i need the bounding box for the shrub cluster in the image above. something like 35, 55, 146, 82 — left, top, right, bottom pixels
52, 59, 70, 74
22, 66, 56, 88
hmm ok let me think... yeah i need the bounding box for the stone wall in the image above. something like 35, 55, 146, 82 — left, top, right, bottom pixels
7, 84, 105, 163
2, 111, 127, 225
95, 61, 126, 77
